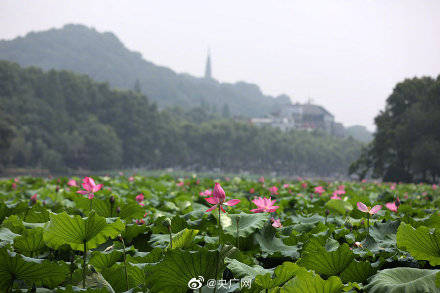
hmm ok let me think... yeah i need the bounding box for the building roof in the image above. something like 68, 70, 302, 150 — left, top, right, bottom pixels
290, 103, 334, 117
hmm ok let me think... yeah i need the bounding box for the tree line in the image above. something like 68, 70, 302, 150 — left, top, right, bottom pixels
350, 75, 440, 183
0, 61, 362, 176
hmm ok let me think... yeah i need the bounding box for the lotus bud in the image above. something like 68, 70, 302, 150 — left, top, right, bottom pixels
109, 195, 115, 204
116, 206, 121, 214
30, 193, 37, 205
162, 217, 172, 228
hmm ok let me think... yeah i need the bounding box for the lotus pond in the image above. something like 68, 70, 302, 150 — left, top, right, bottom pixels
0, 175, 439, 292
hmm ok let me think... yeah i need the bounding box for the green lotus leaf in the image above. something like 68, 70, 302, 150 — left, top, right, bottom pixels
223, 212, 268, 237
24, 204, 50, 223
74, 197, 144, 220
366, 267, 440, 293
89, 250, 123, 270
325, 199, 352, 215
255, 262, 307, 289
283, 273, 345, 293
254, 225, 300, 258
13, 227, 46, 256
170, 228, 199, 249
298, 242, 354, 277
369, 220, 400, 248
0, 227, 20, 243
126, 247, 163, 264
55, 285, 110, 292
0, 246, 69, 290
340, 260, 376, 283
122, 223, 148, 242
2, 214, 26, 234
146, 247, 232, 293
101, 262, 146, 293
43, 211, 125, 251
74, 267, 115, 293
396, 222, 440, 266
225, 257, 271, 279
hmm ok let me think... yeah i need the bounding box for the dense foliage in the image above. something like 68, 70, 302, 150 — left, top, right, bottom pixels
350, 75, 440, 183
0, 24, 290, 117
0, 61, 362, 176
0, 175, 439, 292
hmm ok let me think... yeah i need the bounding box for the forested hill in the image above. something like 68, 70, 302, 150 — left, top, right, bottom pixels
0, 61, 362, 176
0, 24, 290, 117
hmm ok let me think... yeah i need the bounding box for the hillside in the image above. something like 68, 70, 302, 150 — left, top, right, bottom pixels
0, 61, 362, 175
0, 24, 290, 117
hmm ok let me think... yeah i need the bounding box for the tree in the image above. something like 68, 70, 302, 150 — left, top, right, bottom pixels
133, 79, 141, 93
222, 104, 231, 118
350, 75, 440, 183
0, 106, 14, 171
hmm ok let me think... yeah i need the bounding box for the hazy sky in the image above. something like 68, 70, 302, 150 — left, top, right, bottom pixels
1, 0, 440, 130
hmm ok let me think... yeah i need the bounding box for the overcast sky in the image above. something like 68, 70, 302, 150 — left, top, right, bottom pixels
1, 0, 439, 130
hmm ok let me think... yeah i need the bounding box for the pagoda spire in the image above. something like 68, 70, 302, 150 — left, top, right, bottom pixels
204, 48, 212, 79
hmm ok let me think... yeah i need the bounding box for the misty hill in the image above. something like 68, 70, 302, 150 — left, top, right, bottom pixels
0, 24, 290, 117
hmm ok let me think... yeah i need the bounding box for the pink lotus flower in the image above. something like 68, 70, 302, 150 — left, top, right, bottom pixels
269, 186, 279, 195
14, 178, 19, 183
205, 183, 240, 213
386, 196, 400, 212
338, 185, 345, 191
283, 184, 289, 189
433, 184, 438, 190
77, 177, 103, 199
390, 184, 396, 190
11, 183, 16, 189
136, 193, 144, 202
333, 189, 346, 196
177, 181, 184, 187
199, 189, 212, 196
301, 182, 307, 189
67, 179, 78, 187
250, 197, 279, 213
314, 186, 325, 194
30, 193, 37, 204
271, 217, 282, 228
357, 202, 382, 215
361, 179, 367, 183
258, 176, 265, 183
128, 176, 134, 182
330, 194, 341, 200
385, 202, 398, 212
136, 219, 145, 225
249, 188, 255, 194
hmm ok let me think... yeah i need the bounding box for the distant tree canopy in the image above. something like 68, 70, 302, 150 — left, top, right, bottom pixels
0, 106, 14, 171
350, 75, 440, 183
0, 61, 362, 176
